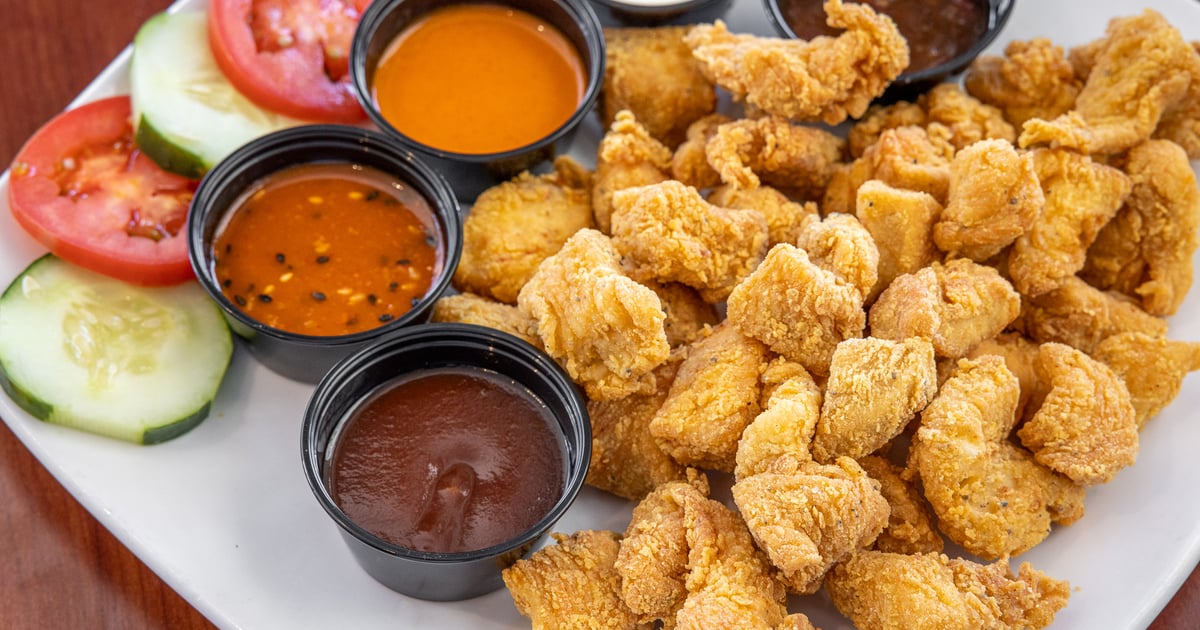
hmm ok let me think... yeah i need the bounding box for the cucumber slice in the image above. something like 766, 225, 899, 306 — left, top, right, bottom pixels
0, 255, 234, 444
130, 11, 305, 178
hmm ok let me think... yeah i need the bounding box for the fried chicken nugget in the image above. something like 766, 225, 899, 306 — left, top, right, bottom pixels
642, 280, 720, 348
933, 138, 1044, 262
586, 353, 688, 501
919, 83, 1016, 152
966, 331, 1041, 422
1008, 147, 1131, 297
610, 180, 770, 303
847, 101, 927, 158
812, 337, 937, 462
703, 116, 846, 199
908, 356, 1086, 560
709, 183, 819, 249
1093, 332, 1200, 429
1082, 139, 1200, 316
857, 455, 944, 555
869, 258, 1021, 359
964, 38, 1082, 130
676, 482, 788, 630
518, 229, 670, 401
1016, 275, 1168, 354
1016, 342, 1137, 485
502, 530, 648, 630
728, 243, 866, 376
854, 179, 941, 303
430, 292, 542, 349
601, 26, 717, 149
453, 156, 593, 304
795, 212, 879, 301
671, 113, 731, 189
823, 126, 954, 216
684, 0, 908, 125
731, 454, 889, 594
616, 474, 708, 623
649, 321, 767, 472
825, 551, 1070, 630
1019, 9, 1200, 155
593, 111, 673, 233
736, 368, 823, 479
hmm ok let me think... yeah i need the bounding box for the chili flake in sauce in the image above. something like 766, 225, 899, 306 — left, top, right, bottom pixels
213, 162, 442, 336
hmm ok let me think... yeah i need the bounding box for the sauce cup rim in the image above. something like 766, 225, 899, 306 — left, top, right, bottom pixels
301, 323, 592, 563
761, 0, 1015, 86
350, 0, 607, 163
187, 124, 463, 348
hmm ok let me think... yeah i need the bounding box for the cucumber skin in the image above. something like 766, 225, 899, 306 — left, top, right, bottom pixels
135, 114, 208, 180
0, 254, 234, 445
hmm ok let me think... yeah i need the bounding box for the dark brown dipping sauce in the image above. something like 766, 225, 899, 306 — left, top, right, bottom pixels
779, 0, 989, 73
328, 367, 566, 553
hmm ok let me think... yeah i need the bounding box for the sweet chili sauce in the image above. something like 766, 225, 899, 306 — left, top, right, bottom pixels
327, 367, 567, 553
212, 162, 441, 336
370, 3, 586, 154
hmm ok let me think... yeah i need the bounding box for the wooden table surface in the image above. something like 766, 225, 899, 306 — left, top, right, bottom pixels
1, 0, 1198, 628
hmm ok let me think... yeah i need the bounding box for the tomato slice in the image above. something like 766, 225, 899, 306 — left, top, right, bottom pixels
208, 0, 372, 123
7, 96, 197, 286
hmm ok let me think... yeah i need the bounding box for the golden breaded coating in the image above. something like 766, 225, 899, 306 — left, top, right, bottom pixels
795, 212, 879, 301
1093, 332, 1200, 428
964, 38, 1082, 129
709, 183, 819, 249
616, 475, 708, 623
1019, 9, 1200, 155
826, 551, 1070, 630
858, 455, 944, 555
601, 26, 717, 149
728, 243, 866, 376
675, 481, 788, 630
966, 332, 1041, 422
1016, 275, 1168, 355
586, 354, 688, 501
684, 0, 908, 125
1008, 147, 1131, 297
847, 101, 928, 158
909, 356, 1086, 560
933, 139, 1044, 262
517, 229, 670, 401
429, 292, 542, 349
759, 356, 821, 405
703, 116, 845, 199
453, 156, 593, 304
854, 179, 941, 303
593, 111, 673, 233
610, 180, 769, 303
731, 454, 889, 594
869, 258, 1021, 359
823, 126, 953, 216
502, 530, 647, 630
812, 337, 937, 462
735, 369, 822, 479
918, 83, 1016, 152
1154, 96, 1200, 159
649, 322, 767, 472
776, 613, 820, 630
1082, 139, 1200, 316
1017, 342, 1137, 485
642, 280, 720, 348
671, 113, 731, 189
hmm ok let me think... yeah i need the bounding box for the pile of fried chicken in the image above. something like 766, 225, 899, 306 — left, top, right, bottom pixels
431, 2, 1200, 627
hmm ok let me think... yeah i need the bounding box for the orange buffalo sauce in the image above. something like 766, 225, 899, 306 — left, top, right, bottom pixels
371, 4, 586, 155
213, 162, 442, 336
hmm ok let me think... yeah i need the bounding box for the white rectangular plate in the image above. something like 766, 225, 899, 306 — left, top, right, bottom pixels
2, 0, 1199, 628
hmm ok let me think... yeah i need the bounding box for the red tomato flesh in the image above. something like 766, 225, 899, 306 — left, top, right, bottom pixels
7, 96, 197, 286
209, 0, 371, 123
